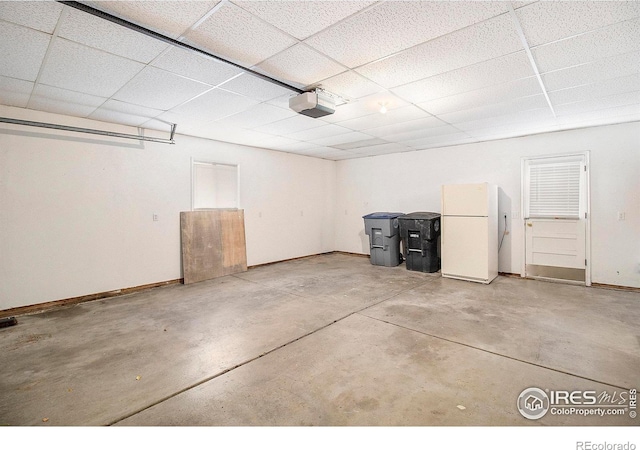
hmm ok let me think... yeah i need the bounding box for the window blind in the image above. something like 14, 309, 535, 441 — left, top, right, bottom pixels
527, 160, 581, 218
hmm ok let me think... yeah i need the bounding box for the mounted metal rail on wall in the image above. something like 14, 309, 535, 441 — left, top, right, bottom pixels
0, 117, 177, 145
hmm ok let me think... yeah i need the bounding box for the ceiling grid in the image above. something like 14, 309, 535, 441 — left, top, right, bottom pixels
0, 0, 637, 159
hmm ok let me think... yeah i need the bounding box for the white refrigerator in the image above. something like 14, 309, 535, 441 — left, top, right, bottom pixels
441, 183, 499, 284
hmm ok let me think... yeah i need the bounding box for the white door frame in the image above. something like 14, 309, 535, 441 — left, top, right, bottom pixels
520, 151, 591, 286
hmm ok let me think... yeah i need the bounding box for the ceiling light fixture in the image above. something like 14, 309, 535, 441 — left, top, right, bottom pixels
379, 102, 388, 114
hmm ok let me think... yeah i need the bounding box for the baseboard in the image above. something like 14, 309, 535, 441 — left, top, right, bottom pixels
333, 251, 369, 258
0, 279, 182, 319
247, 251, 336, 269
591, 282, 640, 293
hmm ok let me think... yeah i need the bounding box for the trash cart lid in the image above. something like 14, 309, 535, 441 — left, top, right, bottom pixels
398, 212, 441, 220
362, 212, 404, 219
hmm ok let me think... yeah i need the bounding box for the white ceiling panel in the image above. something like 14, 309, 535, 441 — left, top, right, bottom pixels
0, 0, 62, 33
0, 76, 33, 108
351, 142, 414, 156
169, 87, 259, 122
30, 83, 106, 108
548, 74, 640, 107
305, 1, 510, 68
257, 44, 346, 88
403, 132, 473, 150
0, 21, 51, 81
419, 77, 542, 116
453, 108, 556, 131
314, 70, 385, 100
309, 131, 376, 147
214, 103, 296, 129
437, 95, 550, 125
39, 38, 145, 97
184, 1, 297, 67
0, 1, 638, 161
356, 13, 523, 89
319, 92, 409, 124
28, 86, 106, 117
391, 51, 534, 104
58, 8, 169, 64
85, 1, 221, 39
557, 104, 640, 129
232, 0, 376, 40
541, 50, 640, 92
332, 137, 389, 150
254, 114, 327, 136
532, 18, 640, 73
554, 91, 640, 117
112, 66, 212, 111
516, 1, 640, 48
151, 47, 243, 87
363, 117, 449, 138
336, 105, 431, 131
218, 73, 295, 102
380, 124, 465, 144
285, 123, 352, 142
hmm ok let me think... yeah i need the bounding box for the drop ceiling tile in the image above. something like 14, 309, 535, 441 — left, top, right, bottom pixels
305, 1, 510, 68
465, 121, 561, 140
0, 76, 33, 108
265, 93, 297, 110
326, 151, 362, 161
541, 50, 640, 92
214, 103, 296, 129
184, 2, 297, 67
31, 84, 106, 108
548, 74, 640, 106
257, 44, 346, 88
254, 113, 327, 136
151, 47, 243, 86
39, 38, 145, 97
391, 51, 534, 104
419, 77, 542, 116
554, 91, 640, 117
88, 109, 155, 127
556, 104, 640, 128
437, 95, 550, 125
85, 1, 221, 39
310, 131, 375, 147
516, 1, 640, 47
363, 117, 449, 138
169, 87, 260, 121
285, 124, 352, 141
332, 138, 389, 150
113, 66, 212, 111
380, 124, 464, 144
232, 0, 376, 40
336, 105, 430, 131
403, 132, 472, 150
355, 13, 523, 88
532, 18, 640, 73
511, 1, 537, 10
0, 1, 63, 33
276, 141, 323, 152
218, 73, 294, 102
140, 118, 176, 133
0, 22, 50, 81
313, 70, 385, 100
92, 99, 164, 117
28, 84, 106, 117
351, 142, 414, 156
452, 107, 556, 131
320, 92, 408, 124
58, 8, 169, 64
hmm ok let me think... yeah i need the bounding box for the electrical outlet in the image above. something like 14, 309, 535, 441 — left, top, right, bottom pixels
617, 212, 625, 221
153, 213, 159, 221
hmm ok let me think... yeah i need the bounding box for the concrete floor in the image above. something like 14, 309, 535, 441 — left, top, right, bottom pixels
0, 253, 638, 426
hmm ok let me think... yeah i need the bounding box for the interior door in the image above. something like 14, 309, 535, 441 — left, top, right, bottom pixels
523, 154, 589, 283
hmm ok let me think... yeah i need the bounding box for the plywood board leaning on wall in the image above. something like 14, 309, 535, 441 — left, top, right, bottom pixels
180, 210, 247, 284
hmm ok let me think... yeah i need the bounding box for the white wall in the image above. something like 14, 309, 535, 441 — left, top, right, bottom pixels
0, 106, 335, 310
335, 122, 640, 288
